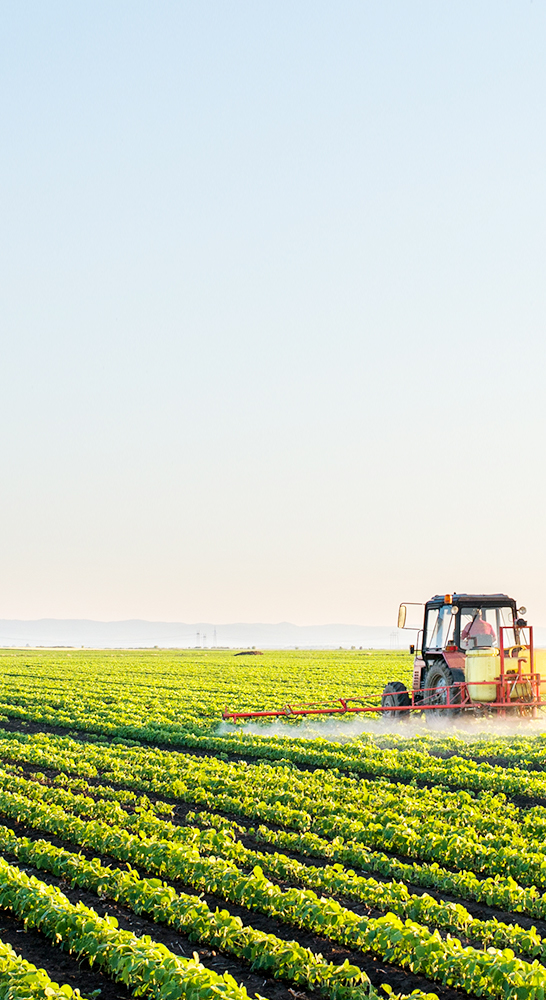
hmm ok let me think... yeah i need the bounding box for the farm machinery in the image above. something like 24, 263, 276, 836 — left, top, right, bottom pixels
222, 593, 545, 724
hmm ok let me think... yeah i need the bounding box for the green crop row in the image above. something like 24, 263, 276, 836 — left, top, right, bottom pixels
0, 728, 516, 846
0, 732, 541, 876
0, 856, 257, 1000
116, 727, 546, 802
187, 807, 546, 925
5, 765, 546, 965
0, 936, 90, 1000
0, 758, 537, 894
1, 784, 546, 998
0, 822, 373, 1000
0, 832, 436, 1000
14, 770, 546, 967
2, 647, 546, 785
225, 838, 546, 961
6, 685, 543, 806
363, 732, 546, 772
28, 768, 546, 892
35, 767, 175, 816
3, 772, 546, 968
0, 648, 413, 741
3, 732, 546, 894
4, 645, 546, 791
252, 821, 546, 919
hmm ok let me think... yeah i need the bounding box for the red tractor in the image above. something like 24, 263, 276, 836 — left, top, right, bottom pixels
386, 592, 541, 720
222, 592, 542, 724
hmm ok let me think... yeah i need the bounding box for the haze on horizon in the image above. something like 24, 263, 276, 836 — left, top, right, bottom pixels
1, 1, 546, 629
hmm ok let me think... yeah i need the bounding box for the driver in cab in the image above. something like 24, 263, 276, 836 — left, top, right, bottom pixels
461, 609, 495, 647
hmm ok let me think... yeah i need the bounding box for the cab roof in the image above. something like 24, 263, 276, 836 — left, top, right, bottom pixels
427, 593, 516, 609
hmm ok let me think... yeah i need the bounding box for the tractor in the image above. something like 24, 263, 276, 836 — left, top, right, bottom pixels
386, 592, 542, 720
222, 592, 543, 724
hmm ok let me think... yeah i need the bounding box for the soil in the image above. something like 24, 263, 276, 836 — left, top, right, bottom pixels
5, 809, 544, 937
0, 852, 312, 1000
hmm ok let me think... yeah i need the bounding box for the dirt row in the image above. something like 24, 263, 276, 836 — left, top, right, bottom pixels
4, 795, 546, 947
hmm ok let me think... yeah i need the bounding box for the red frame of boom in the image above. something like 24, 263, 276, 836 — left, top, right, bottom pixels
222, 626, 543, 721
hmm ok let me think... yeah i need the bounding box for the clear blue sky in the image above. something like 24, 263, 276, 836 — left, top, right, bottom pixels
1, 1, 545, 625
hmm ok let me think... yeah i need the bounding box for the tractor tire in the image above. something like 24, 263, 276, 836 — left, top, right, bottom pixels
381, 681, 411, 721
423, 661, 465, 722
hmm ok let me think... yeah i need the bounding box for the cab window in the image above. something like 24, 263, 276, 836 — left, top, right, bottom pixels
425, 606, 455, 649
459, 606, 514, 649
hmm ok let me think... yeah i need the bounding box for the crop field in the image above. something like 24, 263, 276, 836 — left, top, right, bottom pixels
2, 652, 546, 999
0, 649, 414, 740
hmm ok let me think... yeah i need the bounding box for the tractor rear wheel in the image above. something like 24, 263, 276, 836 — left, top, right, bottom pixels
423, 661, 465, 721
381, 681, 411, 721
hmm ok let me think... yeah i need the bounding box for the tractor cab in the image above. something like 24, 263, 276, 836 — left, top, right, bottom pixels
424, 596, 518, 652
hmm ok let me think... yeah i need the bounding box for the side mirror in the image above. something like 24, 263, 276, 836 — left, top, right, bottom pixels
397, 604, 407, 628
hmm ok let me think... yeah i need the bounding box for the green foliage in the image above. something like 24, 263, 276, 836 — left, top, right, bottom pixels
1, 731, 545, 888
0, 935, 90, 1000
0, 648, 412, 738
0, 824, 371, 1000
0, 856, 257, 1000
0, 779, 545, 997
2, 648, 546, 999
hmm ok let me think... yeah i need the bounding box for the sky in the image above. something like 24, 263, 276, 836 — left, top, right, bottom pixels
1, 1, 546, 627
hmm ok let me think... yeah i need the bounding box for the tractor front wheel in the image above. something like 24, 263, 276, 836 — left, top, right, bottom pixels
423, 661, 465, 722
381, 681, 411, 721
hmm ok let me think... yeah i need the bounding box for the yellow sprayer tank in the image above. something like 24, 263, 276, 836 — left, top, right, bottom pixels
465, 648, 499, 702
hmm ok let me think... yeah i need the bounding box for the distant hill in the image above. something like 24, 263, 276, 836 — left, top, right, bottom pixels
1, 619, 544, 650
0, 619, 413, 649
